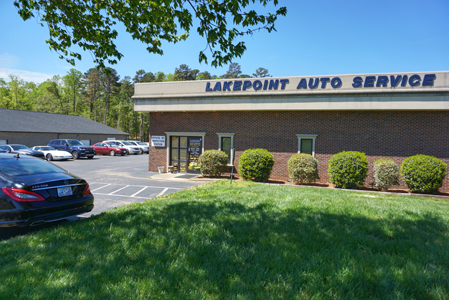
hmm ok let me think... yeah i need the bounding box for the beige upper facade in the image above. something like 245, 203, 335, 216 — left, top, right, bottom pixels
133, 71, 449, 112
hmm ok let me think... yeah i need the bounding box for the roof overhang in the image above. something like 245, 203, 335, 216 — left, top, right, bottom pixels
133, 71, 449, 112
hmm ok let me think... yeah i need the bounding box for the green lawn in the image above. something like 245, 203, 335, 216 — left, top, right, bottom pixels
1, 181, 448, 299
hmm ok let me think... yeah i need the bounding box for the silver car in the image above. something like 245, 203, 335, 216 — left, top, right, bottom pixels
103, 141, 141, 155
127, 141, 149, 154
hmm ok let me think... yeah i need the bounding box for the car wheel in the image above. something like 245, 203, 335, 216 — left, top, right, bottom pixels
139, 149, 143, 154
110, 150, 116, 156
46, 154, 53, 161
72, 151, 79, 159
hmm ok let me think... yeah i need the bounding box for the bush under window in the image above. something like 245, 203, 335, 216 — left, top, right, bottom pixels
373, 158, 400, 191
198, 150, 228, 177
328, 151, 368, 189
400, 154, 447, 193
288, 153, 319, 184
238, 148, 274, 182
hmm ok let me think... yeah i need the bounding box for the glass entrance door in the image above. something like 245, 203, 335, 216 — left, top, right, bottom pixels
170, 136, 202, 173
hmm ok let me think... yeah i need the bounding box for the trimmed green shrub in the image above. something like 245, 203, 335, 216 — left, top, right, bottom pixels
328, 151, 368, 189
373, 158, 400, 191
400, 155, 447, 193
198, 150, 228, 177
288, 153, 319, 184
238, 148, 274, 182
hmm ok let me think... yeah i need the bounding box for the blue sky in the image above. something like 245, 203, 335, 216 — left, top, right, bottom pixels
1, 0, 448, 83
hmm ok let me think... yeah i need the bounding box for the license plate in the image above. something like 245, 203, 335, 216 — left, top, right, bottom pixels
57, 187, 72, 197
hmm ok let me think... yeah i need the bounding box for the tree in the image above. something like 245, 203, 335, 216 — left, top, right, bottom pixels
141, 72, 156, 83
14, 1, 287, 69
101, 68, 120, 125
253, 67, 271, 78
173, 64, 199, 81
82, 68, 102, 121
32, 79, 65, 113
155, 72, 166, 82
0, 78, 11, 109
222, 62, 243, 79
7, 75, 30, 110
114, 76, 134, 132
62, 68, 83, 113
196, 71, 212, 80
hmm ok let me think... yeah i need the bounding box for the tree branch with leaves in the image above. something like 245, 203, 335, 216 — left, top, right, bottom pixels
14, 0, 287, 69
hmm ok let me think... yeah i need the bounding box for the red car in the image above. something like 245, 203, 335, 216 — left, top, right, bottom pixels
91, 142, 127, 156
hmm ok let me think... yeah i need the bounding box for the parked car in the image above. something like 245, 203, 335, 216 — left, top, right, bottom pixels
31, 146, 73, 161
103, 140, 140, 155
0, 153, 94, 228
91, 142, 127, 156
127, 141, 149, 154
0, 144, 45, 159
48, 139, 95, 159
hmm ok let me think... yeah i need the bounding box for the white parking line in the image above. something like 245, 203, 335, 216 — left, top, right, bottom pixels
91, 184, 111, 192
109, 185, 130, 195
88, 182, 182, 190
94, 193, 148, 199
157, 188, 168, 197
131, 186, 148, 197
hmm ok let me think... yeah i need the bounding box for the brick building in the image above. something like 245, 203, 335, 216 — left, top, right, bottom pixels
133, 71, 449, 190
0, 109, 129, 147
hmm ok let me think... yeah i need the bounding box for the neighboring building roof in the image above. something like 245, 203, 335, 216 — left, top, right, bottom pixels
0, 109, 129, 135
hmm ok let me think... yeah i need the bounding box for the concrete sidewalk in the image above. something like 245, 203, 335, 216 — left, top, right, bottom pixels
149, 172, 218, 182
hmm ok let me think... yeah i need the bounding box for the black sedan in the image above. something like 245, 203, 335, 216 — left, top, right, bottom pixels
0, 153, 94, 228
0, 144, 45, 159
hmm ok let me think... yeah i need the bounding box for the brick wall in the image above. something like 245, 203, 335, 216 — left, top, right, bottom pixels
148, 111, 449, 191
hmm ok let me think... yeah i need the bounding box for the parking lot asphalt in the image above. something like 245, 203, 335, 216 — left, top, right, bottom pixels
0, 153, 214, 240
49, 154, 206, 220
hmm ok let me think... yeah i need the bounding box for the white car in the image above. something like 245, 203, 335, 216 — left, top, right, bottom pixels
31, 146, 73, 161
103, 140, 141, 155
127, 141, 149, 154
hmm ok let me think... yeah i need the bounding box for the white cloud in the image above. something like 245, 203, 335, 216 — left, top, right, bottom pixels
0, 68, 53, 83
0, 53, 20, 68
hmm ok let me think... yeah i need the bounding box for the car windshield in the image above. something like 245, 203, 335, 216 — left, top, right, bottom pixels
122, 142, 133, 145
39, 146, 55, 151
136, 142, 146, 145
67, 140, 83, 146
0, 156, 66, 177
11, 145, 30, 150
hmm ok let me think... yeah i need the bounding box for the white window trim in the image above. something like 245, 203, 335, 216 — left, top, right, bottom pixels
165, 132, 206, 167
296, 134, 318, 157
217, 133, 235, 166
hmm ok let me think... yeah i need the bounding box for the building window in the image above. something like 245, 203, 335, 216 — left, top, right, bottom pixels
165, 132, 206, 172
217, 133, 235, 165
296, 134, 318, 157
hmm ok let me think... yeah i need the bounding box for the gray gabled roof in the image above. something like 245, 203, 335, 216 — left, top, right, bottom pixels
0, 109, 129, 135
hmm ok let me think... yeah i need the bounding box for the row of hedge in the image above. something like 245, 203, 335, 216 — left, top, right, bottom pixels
192, 149, 448, 194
